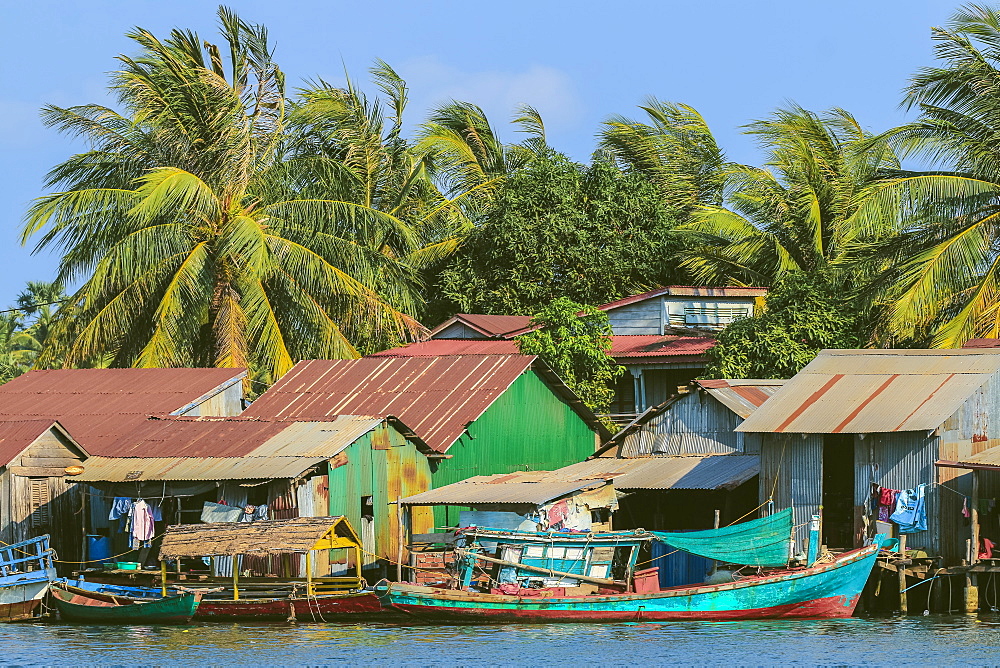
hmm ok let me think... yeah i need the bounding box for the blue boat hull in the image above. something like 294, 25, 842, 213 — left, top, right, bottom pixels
377, 543, 879, 622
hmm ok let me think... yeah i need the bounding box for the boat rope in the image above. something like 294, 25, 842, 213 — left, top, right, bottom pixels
0, 531, 168, 565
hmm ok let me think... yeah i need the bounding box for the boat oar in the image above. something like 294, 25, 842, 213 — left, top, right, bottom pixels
455, 549, 621, 588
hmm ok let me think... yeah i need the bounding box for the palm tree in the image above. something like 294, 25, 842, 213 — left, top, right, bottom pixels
24, 7, 427, 383
416, 101, 548, 223
598, 98, 727, 212
678, 106, 903, 288
863, 4, 1000, 346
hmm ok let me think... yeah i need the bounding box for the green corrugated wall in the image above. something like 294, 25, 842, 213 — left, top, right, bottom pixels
431, 369, 598, 527
327, 423, 433, 564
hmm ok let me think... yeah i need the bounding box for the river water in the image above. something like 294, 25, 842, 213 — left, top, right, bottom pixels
2, 615, 1000, 666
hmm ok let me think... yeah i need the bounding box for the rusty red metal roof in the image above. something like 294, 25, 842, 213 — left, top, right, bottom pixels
0, 420, 69, 466
0, 368, 245, 455
372, 336, 714, 365
101, 417, 287, 458
428, 314, 533, 338
244, 356, 540, 452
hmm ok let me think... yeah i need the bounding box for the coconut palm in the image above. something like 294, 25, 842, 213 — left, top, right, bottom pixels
678, 106, 903, 288
598, 98, 727, 212
864, 4, 1000, 346
24, 8, 427, 382
416, 102, 548, 223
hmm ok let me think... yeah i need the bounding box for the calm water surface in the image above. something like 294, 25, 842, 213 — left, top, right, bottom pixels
3, 615, 1000, 666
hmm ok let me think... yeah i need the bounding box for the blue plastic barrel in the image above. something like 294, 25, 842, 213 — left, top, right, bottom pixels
86, 535, 112, 565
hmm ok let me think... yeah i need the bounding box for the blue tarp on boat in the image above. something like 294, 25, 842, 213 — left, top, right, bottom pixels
652, 508, 792, 567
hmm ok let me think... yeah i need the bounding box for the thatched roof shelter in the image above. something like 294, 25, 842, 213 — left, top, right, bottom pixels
158, 516, 360, 559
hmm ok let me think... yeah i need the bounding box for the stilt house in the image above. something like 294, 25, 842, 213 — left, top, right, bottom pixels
736, 348, 1000, 565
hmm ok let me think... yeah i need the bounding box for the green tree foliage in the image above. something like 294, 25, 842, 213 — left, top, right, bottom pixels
599, 99, 727, 212
516, 298, 623, 417
682, 106, 902, 288
702, 272, 863, 379
864, 5, 1000, 347
23, 8, 455, 383
431, 152, 683, 317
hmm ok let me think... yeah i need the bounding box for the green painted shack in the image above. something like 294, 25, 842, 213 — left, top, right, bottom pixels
243, 355, 609, 526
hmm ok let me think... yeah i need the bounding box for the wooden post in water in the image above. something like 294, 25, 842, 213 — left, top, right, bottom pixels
396, 496, 404, 583
709, 510, 720, 576
160, 560, 168, 597
968, 471, 981, 613
898, 534, 908, 614
306, 551, 313, 597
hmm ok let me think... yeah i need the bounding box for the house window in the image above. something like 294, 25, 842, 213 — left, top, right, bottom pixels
683, 307, 749, 328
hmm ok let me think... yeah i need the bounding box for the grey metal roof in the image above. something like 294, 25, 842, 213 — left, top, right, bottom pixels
399, 475, 605, 505
400, 455, 759, 503
549, 455, 759, 490
75, 416, 389, 482
76, 455, 327, 481
737, 349, 1000, 434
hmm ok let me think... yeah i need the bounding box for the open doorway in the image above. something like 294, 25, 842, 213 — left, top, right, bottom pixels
822, 434, 856, 549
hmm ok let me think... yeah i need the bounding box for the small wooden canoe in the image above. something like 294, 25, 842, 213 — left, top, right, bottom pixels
51, 585, 200, 624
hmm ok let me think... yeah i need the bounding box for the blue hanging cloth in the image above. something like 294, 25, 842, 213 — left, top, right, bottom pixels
651, 508, 792, 567
890, 484, 928, 534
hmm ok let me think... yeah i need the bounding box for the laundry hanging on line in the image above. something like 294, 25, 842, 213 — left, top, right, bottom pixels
890, 484, 928, 534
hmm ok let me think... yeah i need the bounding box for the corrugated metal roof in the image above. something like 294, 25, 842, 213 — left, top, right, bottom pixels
428, 314, 533, 338
76, 454, 326, 481
548, 455, 760, 490
937, 447, 1000, 470
101, 415, 385, 458
695, 379, 785, 419
76, 416, 389, 482
371, 336, 713, 363
244, 356, 541, 452
596, 286, 769, 312
0, 419, 69, 466
0, 368, 245, 456
399, 475, 606, 505
610, 335, 715, 360
737, 349, 1000, 434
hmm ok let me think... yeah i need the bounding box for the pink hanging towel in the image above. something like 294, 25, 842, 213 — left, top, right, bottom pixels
131, 500, 155, 548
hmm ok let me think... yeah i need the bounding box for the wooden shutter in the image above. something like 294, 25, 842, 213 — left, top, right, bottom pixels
29, 478, 51, 528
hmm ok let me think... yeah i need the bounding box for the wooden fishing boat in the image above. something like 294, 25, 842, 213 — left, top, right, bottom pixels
67, 578, 385, 622
50, 584, 200, 624
195, 590, 383, 621
0, 535, 57, 622
375, 512, 885, 623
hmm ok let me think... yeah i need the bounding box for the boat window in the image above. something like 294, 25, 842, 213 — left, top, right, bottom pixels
611, 546, 634, 580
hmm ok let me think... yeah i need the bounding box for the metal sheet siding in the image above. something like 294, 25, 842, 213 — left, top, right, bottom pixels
619, 392, 748, 457
790, 436, 823, 554
326, 425, 432, 563
854, 431, 940, 556
430, 370, 598, 527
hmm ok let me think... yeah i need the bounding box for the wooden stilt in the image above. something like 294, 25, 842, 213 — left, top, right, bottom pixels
898, 535, 908, 614
396, 495, 404, 583
233, 559, 239, 601
709, 510, 720, 576
306, 551, 313, 597
160, 560, 168, 597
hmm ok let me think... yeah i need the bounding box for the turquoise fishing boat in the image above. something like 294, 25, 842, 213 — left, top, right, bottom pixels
376, 511, 884, 622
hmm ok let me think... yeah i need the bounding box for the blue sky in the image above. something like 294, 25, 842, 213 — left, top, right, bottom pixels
0, 0, 946, 305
